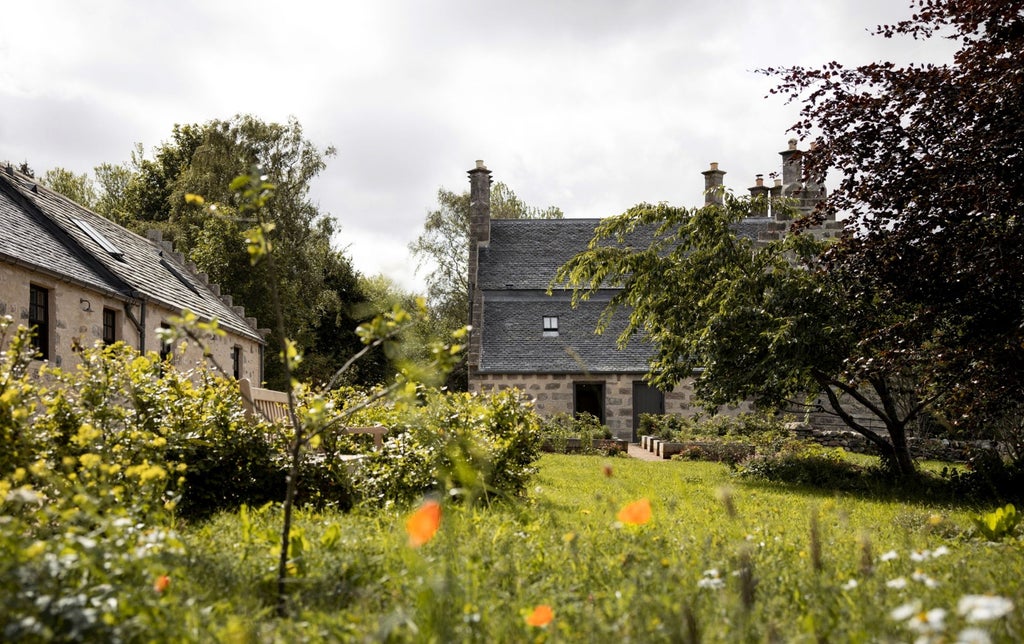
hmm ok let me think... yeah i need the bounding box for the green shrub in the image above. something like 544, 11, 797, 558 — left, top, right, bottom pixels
735, 441, 870, 488
972, 504, 1021, 541
352, 388, 542, 507
540, 412, 614, 453
641, 410, 790, 444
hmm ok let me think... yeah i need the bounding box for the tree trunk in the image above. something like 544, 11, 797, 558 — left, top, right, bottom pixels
811, 370, 917, 476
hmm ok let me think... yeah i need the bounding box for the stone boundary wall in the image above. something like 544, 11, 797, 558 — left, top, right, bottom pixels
790, 424, 996, 463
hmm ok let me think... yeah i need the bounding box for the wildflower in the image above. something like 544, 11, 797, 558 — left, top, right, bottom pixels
841, 579, 858, 591
891, 601, 946, 635
912, 569, 940, 588
886, 576, 908, 589
405, 500, 442, 548
880, 549, 899, 562
907, 608, 947, 635
955, 627, 993, 644
698, 577, 725, 590
697, 569, 725, 590
617, 498, 652, 526
154, 575, 171, 593
910, 546, 950, 561
525, 604, 554, 627
958, 595, 1014, 623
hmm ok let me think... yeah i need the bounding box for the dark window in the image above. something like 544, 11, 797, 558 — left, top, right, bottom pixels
232, 346, 242, 380
543, 315, 559, 337
102, 308, 117, 345
574, 382, 605, 425
29, 285, 49, 360
159, 322, 172, 362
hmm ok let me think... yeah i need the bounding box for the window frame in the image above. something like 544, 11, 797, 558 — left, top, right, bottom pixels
102, 307, 118, 345
542, 315, 559, 337
28, 284, 50, 360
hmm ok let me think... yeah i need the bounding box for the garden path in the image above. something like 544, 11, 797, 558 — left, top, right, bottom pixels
626, 444, 663, 462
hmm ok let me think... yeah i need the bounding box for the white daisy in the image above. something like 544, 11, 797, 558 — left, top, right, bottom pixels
958, 595, 1014, 622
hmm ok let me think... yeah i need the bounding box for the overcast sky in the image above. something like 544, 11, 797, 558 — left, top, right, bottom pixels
0, 1, 952, 292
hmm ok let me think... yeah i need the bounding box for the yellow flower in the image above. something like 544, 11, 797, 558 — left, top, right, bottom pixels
78, 453, 101, 469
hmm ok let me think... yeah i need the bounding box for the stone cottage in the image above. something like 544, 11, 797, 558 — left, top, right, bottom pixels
0, 164, 265, 380
467, 142, 838, 441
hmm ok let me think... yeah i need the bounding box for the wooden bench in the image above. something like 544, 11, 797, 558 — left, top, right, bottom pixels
238, 378, 388, 449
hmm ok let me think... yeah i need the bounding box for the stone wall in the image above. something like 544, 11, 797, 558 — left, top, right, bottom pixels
0, 260, 261, 382
790, 423, 993, 463
471, 372, 753, 441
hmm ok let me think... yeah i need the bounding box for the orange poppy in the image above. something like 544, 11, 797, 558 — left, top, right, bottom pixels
153, 574, 171, 593
525, 604, 554, 627
406, 499, 442, 547
617, 498, 652, 525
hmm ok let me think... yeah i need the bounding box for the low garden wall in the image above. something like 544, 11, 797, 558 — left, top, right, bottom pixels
788, 423, 996, 463
638, 425, 997, 463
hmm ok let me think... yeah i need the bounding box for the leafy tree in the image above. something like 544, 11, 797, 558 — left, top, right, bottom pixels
763, 0, 1024, 431
40, 168, 97, 208
410, 181, 562, 389
554, 195, 928, 475
46, 115, 382, 389
92, 162, 136, 226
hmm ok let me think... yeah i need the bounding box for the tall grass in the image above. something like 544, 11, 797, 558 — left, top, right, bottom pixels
173, 454, 1022, 641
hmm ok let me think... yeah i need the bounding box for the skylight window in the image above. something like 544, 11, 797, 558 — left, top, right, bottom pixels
72, 218, 124, 260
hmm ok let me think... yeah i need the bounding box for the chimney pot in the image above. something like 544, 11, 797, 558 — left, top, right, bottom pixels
774, 178, 783, 187
788, 138, 798, 150
475, 160, 486, 169
709, 162, 719, 171
755, 174, 764, 187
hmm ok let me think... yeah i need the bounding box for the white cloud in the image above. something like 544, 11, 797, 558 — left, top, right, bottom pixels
0, 0, 955, 292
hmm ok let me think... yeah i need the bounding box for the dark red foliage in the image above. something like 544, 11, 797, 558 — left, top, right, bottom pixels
763, 0, 1024, 426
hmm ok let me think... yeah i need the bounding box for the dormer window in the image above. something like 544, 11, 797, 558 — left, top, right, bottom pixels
543, 316, 559, 337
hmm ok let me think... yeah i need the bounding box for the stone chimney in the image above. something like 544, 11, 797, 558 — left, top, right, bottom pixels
469, 160, 492, 247
701, 162, 726, 206
466, 160, 492, 388
780, 138, 802, 187
748, 174, 770, 217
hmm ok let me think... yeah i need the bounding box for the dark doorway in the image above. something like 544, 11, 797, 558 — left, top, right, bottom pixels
632, 381, 665, 442
574, 382, 605, 425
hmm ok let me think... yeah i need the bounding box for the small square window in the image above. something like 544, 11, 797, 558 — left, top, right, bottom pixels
543, 316, 559, 337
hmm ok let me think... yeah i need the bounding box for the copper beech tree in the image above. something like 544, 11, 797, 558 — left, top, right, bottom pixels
764, 0, 1024, 433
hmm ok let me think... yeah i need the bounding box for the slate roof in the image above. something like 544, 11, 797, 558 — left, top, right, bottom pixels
0, 167, 263, 343
480, 291, 654, 373
478, 217, 773, 290
476, 215, 773, 374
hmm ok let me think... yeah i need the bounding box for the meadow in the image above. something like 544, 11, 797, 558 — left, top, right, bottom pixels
171, 454, 1022, 642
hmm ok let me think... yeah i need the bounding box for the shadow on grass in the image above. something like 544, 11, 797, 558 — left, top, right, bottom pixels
731, 452, 1024, 509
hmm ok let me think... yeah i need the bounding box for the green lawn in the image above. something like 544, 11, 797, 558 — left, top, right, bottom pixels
176, 454, 1022, 641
